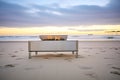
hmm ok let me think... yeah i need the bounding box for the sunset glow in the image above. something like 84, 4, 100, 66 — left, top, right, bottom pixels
0, 25, 120, 36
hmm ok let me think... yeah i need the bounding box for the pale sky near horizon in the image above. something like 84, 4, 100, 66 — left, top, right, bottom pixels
0, 0, 120, 35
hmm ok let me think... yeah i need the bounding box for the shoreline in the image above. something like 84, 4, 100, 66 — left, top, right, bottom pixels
0, 39, 120, 42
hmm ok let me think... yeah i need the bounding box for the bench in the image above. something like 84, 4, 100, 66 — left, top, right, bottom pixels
28, 41, 78, 59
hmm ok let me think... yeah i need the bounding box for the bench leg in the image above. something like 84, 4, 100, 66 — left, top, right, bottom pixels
35, 51, 38, 55
29, 52, 31, 59
72, 51, 74, 54
76, 51, 78, 58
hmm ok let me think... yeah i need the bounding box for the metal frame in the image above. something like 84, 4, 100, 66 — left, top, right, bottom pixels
28, 41, 78, 59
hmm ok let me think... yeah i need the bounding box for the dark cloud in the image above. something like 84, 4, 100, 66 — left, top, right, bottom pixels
0, 0, 45, 26
108, 0, 120, 8
0, 0, 120, 27
0, 0, 35, 26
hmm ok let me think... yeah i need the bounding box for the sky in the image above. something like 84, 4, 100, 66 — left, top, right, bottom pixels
0, 0, 120, 35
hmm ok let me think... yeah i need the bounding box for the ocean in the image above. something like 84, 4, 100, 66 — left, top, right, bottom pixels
0, 35, 120, 41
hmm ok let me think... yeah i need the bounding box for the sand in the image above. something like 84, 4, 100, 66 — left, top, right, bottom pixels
0, 40, 120, 80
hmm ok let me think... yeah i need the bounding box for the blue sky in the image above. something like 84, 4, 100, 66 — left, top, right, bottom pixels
4, 0, 109, 7
0, 0, 120, 27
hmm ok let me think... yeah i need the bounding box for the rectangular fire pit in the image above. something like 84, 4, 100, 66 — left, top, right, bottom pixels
39, 35, 67, 41
28, 35, 78, 59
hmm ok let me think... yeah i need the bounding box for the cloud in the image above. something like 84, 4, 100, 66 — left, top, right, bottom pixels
0, 0, 120, 27
0, 0, 31, 26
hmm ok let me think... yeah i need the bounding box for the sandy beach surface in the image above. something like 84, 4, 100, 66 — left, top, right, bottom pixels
0, 40, 120, 80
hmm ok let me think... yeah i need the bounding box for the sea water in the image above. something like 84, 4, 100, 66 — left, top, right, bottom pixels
0, 35, 120, 41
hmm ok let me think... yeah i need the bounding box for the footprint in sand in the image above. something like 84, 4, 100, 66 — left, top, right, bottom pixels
112, 67, 120, 71
104, 57, 114, 59
4, 64, 18, 68
24, 66, 43, 70
114, 48, 119, 50
0, 66, 2, 67
110, 66, 120, 76
14, 51, 18, 53
96, 53, 99, 54
43, 57, 50, 59
101, 50, 106, 52
11, 55, 17, 57
64, 58, 72, 62
0, 54, 3, 56
78, 66, 92, 70
16, 58, 24, 60
107, 64, 113, 66
0, 51, 3, 52
88, 55, 91, 56
77, 55, 85, 58
39, 65, 43, 69
89, 48, 93, 50
0, 66, 5, 69
116, 52, 120, 54
83, 51, 89, 52
24, 67, 35, 70
110, 71, 120, 76
85, 72, 98, 79
20, 49, 24, 51
0, 49, 4, 52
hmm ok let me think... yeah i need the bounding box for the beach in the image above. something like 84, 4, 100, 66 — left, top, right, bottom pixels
0, 40, 120, 80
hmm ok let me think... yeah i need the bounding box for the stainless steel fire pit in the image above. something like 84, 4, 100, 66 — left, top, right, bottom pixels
39, 35, 67, 41
28, 35, 78, 59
